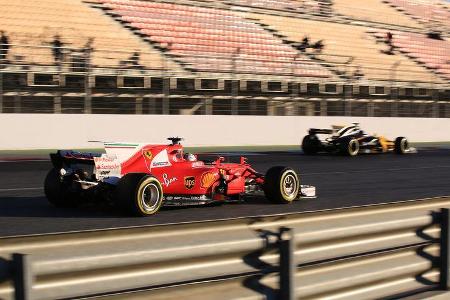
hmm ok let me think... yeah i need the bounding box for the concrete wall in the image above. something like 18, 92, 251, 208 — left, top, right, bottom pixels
0, 114, 449, 150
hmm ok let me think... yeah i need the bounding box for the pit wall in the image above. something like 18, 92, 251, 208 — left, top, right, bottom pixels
1, 114, 449, 150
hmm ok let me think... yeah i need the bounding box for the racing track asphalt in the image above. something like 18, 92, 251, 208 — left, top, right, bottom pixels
0, 148, 450, 237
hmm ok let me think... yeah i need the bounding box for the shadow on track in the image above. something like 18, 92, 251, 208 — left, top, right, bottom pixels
0, 196, 122, 218
0, 195, 277, 219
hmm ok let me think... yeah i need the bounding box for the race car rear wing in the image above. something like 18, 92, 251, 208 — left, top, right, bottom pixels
50, 150, 101, 168
308, 128, 334, 135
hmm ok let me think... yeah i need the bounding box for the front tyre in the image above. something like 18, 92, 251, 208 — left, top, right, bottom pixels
340, 137, 359, 156
264, 166, 300, 204
302, 134, 321, 155
115, 173, 163, 216
394, 137, 408, 154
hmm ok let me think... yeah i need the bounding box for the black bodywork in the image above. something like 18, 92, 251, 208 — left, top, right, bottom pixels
302, 124, 408, 156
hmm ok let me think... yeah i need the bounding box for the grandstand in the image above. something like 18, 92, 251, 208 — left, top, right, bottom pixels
0, 0, 183, 71
372, 30, 450, 80
101, 0, 332, 78
0, 0, 448, 116
385, 0, 450, 30
332, 0, 423, 29
249, 13, 444, 84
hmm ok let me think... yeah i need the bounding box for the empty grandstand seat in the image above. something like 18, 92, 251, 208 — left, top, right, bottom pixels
377, 30, 450, 80
332, 0, 423, 29
384, 0, 450, 30
0, 0, 182, 72
221, 0, 332, 16
250, 12, 446, 84
102, 0, 332, 78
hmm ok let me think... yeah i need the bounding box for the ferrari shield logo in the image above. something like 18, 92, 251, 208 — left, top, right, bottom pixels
184, 176, 195, 190
143, 150, 153, 160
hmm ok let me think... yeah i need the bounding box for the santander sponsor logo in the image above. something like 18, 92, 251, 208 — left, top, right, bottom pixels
94, 155, 121, 180
150, 150, 172, 169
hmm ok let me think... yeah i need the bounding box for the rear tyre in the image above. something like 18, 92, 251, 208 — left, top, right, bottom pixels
114, 173, 163, 216
394, 137, 408, 154
301, 134, 321, 155
340, 137, 359, 156
44, 168, 77, 207
264, 166, 300, 204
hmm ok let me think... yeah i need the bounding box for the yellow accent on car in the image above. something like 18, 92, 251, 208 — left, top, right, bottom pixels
378, 136, 391, 152
201, 172, 217, 188
279, 171, 299, 202
136, 177, 163, 215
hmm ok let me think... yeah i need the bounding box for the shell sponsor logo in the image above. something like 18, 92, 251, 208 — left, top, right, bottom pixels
201, 172, 217, 188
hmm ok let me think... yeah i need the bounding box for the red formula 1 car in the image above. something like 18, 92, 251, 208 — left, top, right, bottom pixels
44, 138, 315, 216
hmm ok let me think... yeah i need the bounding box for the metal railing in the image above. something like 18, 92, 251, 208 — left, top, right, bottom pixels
0, 96, 447, 117
1, 196, 450, 299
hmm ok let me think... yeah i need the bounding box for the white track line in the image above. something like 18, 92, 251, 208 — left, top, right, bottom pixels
0, 187, 42, 192
303, 165, 450, 176
0, 160, 49, 163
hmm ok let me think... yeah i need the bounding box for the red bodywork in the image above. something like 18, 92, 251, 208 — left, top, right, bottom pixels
105, 143, 264, 199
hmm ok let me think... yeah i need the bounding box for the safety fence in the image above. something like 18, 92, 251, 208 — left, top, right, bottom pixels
1, 196, 450, 299
1, 74, 449, 117
1, 43, 449, 117
1, 43, 445, 85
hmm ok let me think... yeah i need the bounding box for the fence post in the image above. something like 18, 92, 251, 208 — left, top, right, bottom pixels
12, 253, 33, 300
162, 77, 170, 115
0, 70, 3, 113
84, 74, 92, 114
440, 208, 450, 290
432, 89, 439, 118
279, 227, 295, 300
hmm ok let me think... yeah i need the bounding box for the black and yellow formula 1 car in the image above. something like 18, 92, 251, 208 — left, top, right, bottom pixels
301, 123, 416, 156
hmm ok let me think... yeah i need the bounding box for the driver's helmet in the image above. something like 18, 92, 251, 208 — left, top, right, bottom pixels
174, 150, 183, 161
184, 153, 197, 161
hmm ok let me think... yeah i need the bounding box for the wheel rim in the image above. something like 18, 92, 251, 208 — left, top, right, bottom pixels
349, 140, 359, 155
401, 139, 408, 152
282, 173, 297, 198
141, 183, 160, 212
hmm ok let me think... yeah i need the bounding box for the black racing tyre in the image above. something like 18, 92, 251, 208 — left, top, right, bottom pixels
394, 137, 408, 154
340, 137, 359, 156
44, 168, 77, 207
114, 173, 163, 216
263, 166, 300, 204
301, 134, 321, 155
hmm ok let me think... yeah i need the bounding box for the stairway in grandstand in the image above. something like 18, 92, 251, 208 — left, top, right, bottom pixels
181, 0, 333, 17
0, 0, 186, 73
249, 12, 446, 84
332, 0, 424, 29
93, 0, 334, 78
221, 0, 333, 17
383, 0, 450, 30
371, 31, 450, 80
